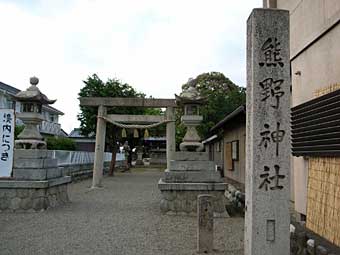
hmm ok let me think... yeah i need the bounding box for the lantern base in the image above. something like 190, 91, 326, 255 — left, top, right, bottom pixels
179, 141, 204, 152
15, 139, 47, 150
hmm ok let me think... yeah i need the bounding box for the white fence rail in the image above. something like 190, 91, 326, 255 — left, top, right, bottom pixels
51, 150, 125, 166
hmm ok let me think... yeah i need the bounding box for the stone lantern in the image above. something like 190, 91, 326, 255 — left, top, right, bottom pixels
175, 84, 206, 152
13, 77, 56, 149
0, 77, 71, 213
158, 84, 227, 216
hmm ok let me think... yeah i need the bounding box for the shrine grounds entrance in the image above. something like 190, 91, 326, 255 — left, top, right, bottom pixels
79, 97, 176, 188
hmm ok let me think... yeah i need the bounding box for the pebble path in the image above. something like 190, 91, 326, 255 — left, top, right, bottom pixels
0, 168, 244, 255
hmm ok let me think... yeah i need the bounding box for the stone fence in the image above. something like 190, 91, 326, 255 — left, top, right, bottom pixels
51, 150, 124, 166
59, 161, 124, 181
51, 150, 125, 181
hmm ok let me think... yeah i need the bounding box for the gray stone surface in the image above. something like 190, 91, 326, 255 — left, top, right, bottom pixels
169, 160, 215, 171
92, 105, 107, 188
166, 107, 176, 169
13, 167, 62, 180
13, 158, 57, 169
197, 195, 214, 253
106, 114, 165, 123
0, 182, 69, 212
163, 169, 222, 183
79, 97, 177, 107
245, 8, 291, 255
158, 180, 227, 191
0, 169, 244, 255
14, 149, 53, 159
0, 176, 71, 189
172, 151, 209, 161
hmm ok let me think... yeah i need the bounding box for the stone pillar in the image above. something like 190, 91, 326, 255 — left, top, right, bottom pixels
245, 9, 290, 255
92, 105, 107, 188
263, 0, 277, 8
166, 107, 175, 169
197, 195, 214, 253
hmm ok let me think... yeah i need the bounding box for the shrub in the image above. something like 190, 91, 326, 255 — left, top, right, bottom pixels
46, 137, 76, 151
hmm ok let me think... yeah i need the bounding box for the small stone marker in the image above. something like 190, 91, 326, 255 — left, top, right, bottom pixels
245, 8, 291, 255
197, 195, 214, 253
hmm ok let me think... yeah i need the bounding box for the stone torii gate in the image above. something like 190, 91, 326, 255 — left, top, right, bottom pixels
79, 97, 176, 188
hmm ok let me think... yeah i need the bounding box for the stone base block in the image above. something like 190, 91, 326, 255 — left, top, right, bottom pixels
163, 169, 222, 183
14, 149, 53, 160
169, 160, 215, 171
172, 151, 209, 161
0, 177, 71, 212
13, 167, 62, 180
13, 158, 57, 169
158, 180, 228, 217
150, 158, 167, 165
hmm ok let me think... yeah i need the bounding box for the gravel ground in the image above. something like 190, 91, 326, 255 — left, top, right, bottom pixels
0, 168, 244, 255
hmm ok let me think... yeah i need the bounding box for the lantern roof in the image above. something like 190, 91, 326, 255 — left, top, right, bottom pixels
12, 77, 56, 104
175, 84, 207, 105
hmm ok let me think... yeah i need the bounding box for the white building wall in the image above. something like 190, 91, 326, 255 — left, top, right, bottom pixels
276, 0, 340, 215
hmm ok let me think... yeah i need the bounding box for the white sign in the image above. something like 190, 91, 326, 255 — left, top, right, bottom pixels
0, 109, 15, 177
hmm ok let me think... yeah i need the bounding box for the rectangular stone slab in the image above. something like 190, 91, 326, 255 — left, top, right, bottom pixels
163, 169, 222, 183
0, 176, 71, 189
169, 160, 215, 171
172, 152, 209, 161
13, 158, 58, 169
13, 168, 62, 181
158, 179, 227, 191
14, 149, 53, 159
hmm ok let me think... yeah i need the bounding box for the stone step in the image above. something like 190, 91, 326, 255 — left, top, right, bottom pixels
172, 152, 209, 161
158, 179, 227, 191
13, 167, 62, 181
169, 160, 215, 171
163, 169, 222, 183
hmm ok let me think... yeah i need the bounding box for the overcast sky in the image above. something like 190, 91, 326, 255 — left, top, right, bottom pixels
0, 0, 262, 133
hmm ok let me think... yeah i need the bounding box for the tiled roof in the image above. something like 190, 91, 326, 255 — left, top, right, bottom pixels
210, 105, 246, 133
0, 81, 20, 95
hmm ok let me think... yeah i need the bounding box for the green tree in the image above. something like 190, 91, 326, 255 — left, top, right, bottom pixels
178, 72, 246, 143
78, 74, 159, 175
46, 137, 76, 151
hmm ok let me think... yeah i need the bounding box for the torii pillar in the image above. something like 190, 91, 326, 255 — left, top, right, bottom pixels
92, 105, 107, 188
166, 107, 175, 168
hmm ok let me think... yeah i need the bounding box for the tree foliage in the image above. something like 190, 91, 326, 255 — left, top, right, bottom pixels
46, 137, 76, 151
179, 72, 246, 141
78, 74, 146, 139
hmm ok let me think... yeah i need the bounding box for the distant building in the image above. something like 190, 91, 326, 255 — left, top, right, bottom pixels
203, 105, 246, 190
0, 81, 65, 137
68, 128, 96, 152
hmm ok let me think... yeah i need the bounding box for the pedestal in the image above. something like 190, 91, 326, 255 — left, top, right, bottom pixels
158, 152, 228, 216
0, 149, 71, 212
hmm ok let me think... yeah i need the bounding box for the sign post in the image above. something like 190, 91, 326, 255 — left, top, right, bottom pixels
245, 8, 291, 255
0, 109, 15, 177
